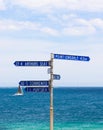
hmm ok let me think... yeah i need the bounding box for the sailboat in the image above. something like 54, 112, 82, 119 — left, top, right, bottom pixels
14, 85, 23, 96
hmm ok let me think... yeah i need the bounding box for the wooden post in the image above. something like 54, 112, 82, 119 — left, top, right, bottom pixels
50, 53, 54, 130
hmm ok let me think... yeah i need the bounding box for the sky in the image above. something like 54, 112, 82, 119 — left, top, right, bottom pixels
1, 0, 103, 87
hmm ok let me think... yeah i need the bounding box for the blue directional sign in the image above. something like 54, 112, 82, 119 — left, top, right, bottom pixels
25, 87, 49, 92
14, 61, 50, 66
53, 74, 61, 80
19, 80, 49, 86
54, 54, 90, 61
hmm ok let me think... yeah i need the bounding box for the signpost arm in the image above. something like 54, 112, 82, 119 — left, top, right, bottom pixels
50, 53, 54, 130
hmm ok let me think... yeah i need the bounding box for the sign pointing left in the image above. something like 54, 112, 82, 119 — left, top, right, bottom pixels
19, 80, 49, 86
14, 61, 50, 66
25, 87, 49, 92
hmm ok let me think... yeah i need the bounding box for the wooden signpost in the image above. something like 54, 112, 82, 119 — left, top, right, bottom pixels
14, 53, 90, 130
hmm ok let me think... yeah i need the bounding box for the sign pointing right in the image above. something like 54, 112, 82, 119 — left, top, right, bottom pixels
53, 74, 61, 80
54, 54, 90, 61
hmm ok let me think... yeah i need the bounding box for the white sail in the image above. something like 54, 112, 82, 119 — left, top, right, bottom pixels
14, 85, 23, 96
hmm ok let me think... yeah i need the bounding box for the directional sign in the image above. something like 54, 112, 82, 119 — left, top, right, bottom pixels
53, 74, 61, 80
54, 54, 90, 61
25, 87, 49, 92
19, 80, 49, 86
47, 68, 51, 74
14, 61, 50, 66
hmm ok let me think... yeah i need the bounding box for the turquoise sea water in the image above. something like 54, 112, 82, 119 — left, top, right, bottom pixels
0, 87, 103, 130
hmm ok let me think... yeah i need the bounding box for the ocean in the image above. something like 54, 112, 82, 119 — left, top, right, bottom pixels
0, 87, 103, 130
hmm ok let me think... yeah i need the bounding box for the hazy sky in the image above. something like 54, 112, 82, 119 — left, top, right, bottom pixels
1, 0, 103, 87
